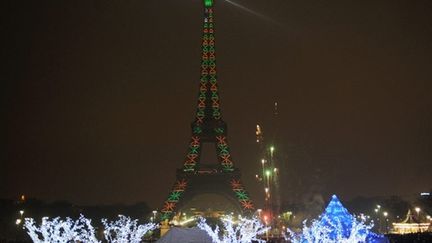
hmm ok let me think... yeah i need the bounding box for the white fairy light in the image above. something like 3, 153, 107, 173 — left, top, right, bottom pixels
286, 195, 387, 243
102, 215, 157, 243
24, 215, 99, 243
197, 216, 268, 243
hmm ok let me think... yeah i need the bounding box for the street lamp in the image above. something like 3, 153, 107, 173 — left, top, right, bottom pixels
415, 207, 421, 219
152, 210, 157, 221
257, 209, 262, 218
19, 210, 24, 216
383, 212, 388, 234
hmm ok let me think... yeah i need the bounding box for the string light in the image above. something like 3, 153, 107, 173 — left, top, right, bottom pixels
161, 0, 254, 220
197, 216, 268, 243
286, 195, 387, 243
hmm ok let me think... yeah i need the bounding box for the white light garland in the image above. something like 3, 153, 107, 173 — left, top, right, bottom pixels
24, 215, 99, 243
197, 216, 268, 243
24, 215, 157, 243
102, 215, 157, 243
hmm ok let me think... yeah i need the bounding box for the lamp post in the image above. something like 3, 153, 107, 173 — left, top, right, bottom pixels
383, 212, 389, 234
152, 210, 157, 222
415, 207, 421, 218
257, 209, 262, 219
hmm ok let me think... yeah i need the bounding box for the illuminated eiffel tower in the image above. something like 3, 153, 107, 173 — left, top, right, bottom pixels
160, 0, 254, 221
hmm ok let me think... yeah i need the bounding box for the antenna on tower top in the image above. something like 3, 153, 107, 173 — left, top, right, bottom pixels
204, 0, 214, 7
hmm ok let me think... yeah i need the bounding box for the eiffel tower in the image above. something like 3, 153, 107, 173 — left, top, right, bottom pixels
160, 0, 254, 221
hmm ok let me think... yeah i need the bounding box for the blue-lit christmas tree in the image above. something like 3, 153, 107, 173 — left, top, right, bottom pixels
287, 195, 388, 243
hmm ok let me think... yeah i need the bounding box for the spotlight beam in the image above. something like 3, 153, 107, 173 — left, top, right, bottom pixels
224, 0, 280, 25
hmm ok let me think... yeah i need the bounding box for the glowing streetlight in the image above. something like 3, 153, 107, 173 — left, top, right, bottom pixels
383, 212, 388, 217
377, 205, 381, 209
19, 210, 24, 216
374, 208, 379, 213
152, 210, 157, 221
415, 207, 421, 219
15, 219, 22, 225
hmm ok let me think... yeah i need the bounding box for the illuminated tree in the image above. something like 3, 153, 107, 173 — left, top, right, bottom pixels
197, 216, 268, 243
102, 215, 157, 243
286, 195, 388, 243
24, 215, 99, 243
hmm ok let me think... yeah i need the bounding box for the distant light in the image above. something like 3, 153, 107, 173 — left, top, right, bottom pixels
15, 219, 22, 225
265, 187, 269, 193
19, 210, 24, 216
203, 0, 213, 8
377, 205, 381, 209
420, 192, 430, 196
383, 212, 388, 217
270, 146, 275, 153
257, 209, 262, 213
415, 207, 421, 213
374, 209, 379, 213
265, 170, 271, 177
273, 168, 278, 173
261, 159, 265, 164
179, 217, 196, 226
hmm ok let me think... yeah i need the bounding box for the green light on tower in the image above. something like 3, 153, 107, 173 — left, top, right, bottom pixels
204, 0, 213, 7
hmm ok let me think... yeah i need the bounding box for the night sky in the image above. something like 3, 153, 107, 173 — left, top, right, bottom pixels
2, 0, 432, 208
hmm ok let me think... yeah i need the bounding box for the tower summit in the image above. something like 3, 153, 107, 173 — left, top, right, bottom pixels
159, 0, 254, 221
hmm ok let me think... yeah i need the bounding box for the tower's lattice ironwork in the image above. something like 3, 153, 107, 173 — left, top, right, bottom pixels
160, 0, 254, 221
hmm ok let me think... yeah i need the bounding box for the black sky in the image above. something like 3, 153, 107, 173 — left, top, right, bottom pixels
2, 0, 432, 208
